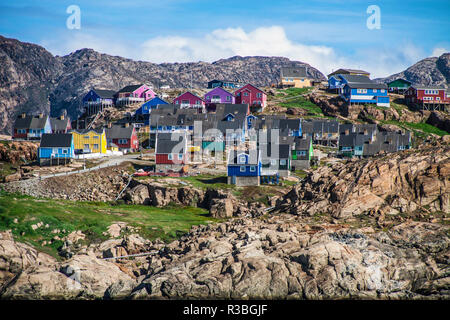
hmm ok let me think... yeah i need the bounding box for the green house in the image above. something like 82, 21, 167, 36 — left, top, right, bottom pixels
388, 78, 412, 93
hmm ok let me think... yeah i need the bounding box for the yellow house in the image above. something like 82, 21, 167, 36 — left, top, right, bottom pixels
280, 66, 313, 88
71, 128, 107, 154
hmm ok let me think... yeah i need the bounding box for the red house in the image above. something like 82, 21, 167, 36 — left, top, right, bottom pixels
173, 91, 205, 111
234, 84, 267, 111
155, 132, 188, 171
105, 123, 139, 152
405, 85, 450, 111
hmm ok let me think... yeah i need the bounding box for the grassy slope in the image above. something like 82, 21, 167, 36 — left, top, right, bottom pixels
0, 191, 215, 259
276, 88, 325, 117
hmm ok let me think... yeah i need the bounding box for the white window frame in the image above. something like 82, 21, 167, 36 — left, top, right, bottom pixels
178, 153, 183, 160
93, 144, 99, 149
270, 159, 277, 166
280, 159, 286, 165
168, 154, 173, 160
239, 155, 246, 164
240, 166, 246, 172
249, 166, 256, 172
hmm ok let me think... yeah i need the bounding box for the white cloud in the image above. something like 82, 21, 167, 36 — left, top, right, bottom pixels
42, 26, 434, 78
431, 47, 448, 57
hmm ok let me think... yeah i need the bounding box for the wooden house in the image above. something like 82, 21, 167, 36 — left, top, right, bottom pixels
173, 91, 206, 111
71, 128, 107, 154
342, 82, 390, 107
291, 136, 313, 170
280, 66, 313, 88
135, 97, 169, 125
115, 84, 155, 106
83, 88, 116, 116
387, 78, 412, 93
234, 84, 267, 111
13, 113, 51, 140
38, 133, 74, 166
328, 69, 370, 78
105, 123, 139, 152
404, 85, 449, 111
204, 87, 235, 105
155, 132, 188, 172
227, 151, 261, 186
50, 115, 72, 134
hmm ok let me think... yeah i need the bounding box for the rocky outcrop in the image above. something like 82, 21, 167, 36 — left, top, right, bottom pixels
376, 52, 450, 87
274, 146, 449, 218
2, 165, 130, 201
0, 231, 135, 299
123, 179, 264, 218
0, 35, 325, 134
130, 218, 450, 299
0, 141, 38, 164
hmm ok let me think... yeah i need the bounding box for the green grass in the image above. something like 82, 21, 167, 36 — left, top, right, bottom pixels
0, 161, 18, 181
380, 120, 449, 137
0, 191, 216, 259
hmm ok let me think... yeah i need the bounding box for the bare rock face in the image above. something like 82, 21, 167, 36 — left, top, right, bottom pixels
209, 198, 234, 218
130, 218, 450, 299
0, 141, 38, 165
0, 231, 135, 299
275, 146, 450, 218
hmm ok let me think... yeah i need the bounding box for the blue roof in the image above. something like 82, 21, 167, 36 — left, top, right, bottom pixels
142, 97, 168, 107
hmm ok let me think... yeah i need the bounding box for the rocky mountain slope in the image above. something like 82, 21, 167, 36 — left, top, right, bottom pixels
377, 52, 450, 86
274, 143, 449, 218
0, 35, 325, 135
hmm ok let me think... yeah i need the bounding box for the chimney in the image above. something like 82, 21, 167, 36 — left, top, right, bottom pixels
21, 113, 26, 118
108, 122, 112, 128
345, 129, 349, 135
125, 122, 129, 128
38, 113, 44, 118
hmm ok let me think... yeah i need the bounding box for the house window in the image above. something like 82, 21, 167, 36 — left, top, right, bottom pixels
52, 148, 58, 154
236, 92, 241, 96
380, 89, 385, 93
84, 136, 89, 139
226, 96, 231, 101
436, 97, 440, 101
93, 136, 99, 139
240, 166, 246, 172
93, 144, 99, 149
250, 166, 256, 172
297, 151, 306, 156
244, 92, 249, 96
84, 144, 89, 150
256, 93, 262, 98
178, 153, 183, 160
168, 154, 173, 160
280, 159, 286, 165
357, 89, 368, 94
373, 89, 377, 93
270, 159, 277, 165
118, 139, 128, 144
239, 155, 246, 163
62, 149, 68, 154
206, 96, 209, 99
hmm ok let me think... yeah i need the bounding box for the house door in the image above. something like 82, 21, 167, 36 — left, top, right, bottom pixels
231, 176, 236, 184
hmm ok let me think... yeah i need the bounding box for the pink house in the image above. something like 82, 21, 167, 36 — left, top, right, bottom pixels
235, 84, 267, 110
173, 91, 205, 110
115, 84, 156, 106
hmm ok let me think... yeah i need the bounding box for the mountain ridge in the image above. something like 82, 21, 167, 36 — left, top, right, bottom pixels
0, 35, 325, 134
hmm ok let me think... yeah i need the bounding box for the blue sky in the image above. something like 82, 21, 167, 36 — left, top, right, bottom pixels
0, 0, 449, 77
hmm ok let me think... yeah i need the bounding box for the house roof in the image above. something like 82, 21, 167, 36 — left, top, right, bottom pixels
281, 66, 308, 78
215, 104, 248, 118
205, 87, 235, 96
262, 143, 291, 159
387, 78, 412, 86
236, 83, 265, 94
105, 125, 134, 139
175, 91, 205, 101
155, 132, 186, 154
40, 133, 72, 148
71, 128, 104, 135
411, 85, 446, 90
208, 79, 242, 84
117, 84, 144, 94
294, 136, 312, 150
14, 114, 48, 130
93, 89, 116, 99
228, 151, 259, 165
50, 117, 70, 132
339, 74, 373, 83
328, 68, 370, 77
310, 120, 339, 133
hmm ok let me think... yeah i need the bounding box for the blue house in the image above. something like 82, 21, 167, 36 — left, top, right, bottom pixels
38, 133, 74, 166
227, 151, 261, 186
246, 114, 257, 130
13, 113, 52, 140
135, 97, 169, 125
82, 88, 116, 116
343, 82, 390, 107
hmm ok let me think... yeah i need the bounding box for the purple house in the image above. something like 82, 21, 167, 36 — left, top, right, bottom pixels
204, 87, 235, 104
